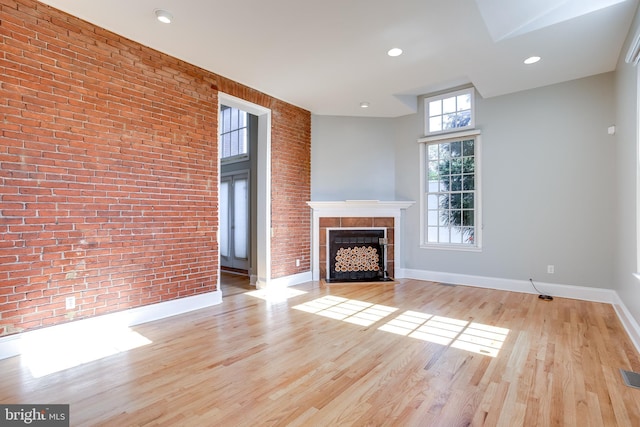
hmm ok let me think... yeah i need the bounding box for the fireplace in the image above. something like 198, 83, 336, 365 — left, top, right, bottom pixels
307, 201, 415, 283
327, 228, 389, 282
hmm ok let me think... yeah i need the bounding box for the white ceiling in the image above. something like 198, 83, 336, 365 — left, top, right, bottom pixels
38, 0, 639, 117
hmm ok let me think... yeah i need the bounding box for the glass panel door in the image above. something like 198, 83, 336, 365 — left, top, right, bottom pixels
234, 176, 248, 260
220, 179, 229, 258
220, 171, 250, 271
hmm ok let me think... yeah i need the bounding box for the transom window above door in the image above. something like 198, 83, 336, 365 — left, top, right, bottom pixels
220, 105, 249, 162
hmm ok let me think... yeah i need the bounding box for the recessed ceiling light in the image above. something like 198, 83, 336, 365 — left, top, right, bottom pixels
155, 9, 173, 24
524, 56, 541, 65
387, 48, 403, 57
360, 102, 370, 108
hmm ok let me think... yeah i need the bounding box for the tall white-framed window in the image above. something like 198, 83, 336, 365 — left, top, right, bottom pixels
419, 129, 481, 250
425, 88, 475, 136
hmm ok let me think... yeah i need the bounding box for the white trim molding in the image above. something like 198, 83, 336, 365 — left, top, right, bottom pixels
626, 27, 640, 65
0, 290, 222, 361
613, 301, 640, 355
400, 268, 617, 302
267, 271, 313, 289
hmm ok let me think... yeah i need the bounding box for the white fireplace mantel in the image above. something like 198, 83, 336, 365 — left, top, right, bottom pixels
306, 200, 415, 281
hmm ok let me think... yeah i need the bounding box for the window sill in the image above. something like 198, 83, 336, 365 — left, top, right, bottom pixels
420, 244, 482, 253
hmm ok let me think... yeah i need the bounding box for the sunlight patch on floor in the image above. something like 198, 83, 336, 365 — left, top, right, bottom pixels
291, 297, 509, 357
292, 295, 397, 326
21, 324, 152, 378
245, 287, 307, 302
450, 322, 509, 356
378, 310, 509, 357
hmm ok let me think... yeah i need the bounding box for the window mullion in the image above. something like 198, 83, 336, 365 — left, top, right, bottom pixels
421, 132, 480, 250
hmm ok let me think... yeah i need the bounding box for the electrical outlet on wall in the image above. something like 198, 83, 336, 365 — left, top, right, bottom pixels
65, 296, 76, 310
296, 259, 300, 267
547, 265, 555, 274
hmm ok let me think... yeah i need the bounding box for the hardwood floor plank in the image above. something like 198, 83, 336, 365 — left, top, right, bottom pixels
479, 381, 509, 426
1, 279, 639, 426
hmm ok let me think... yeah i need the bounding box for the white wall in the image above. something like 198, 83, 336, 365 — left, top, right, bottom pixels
313, 73, 617, 290
397, 75, 616, 288
614, 9, 640, 324
311, 115, 396, 201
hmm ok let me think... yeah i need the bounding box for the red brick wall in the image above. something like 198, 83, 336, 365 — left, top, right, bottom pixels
0, 0, 311, 336
271, 104, 311, 278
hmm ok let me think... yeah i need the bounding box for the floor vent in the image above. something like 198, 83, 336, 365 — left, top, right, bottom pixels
620, 369, 640, 389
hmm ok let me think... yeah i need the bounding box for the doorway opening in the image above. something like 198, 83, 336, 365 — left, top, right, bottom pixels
219, 104, 254, 276
218, 94, 271, 290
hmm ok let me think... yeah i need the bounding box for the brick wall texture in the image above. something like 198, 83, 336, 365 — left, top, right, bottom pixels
0, 0, 311, 336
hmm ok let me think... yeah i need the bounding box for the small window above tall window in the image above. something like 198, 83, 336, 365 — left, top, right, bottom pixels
425, 88, 475, 136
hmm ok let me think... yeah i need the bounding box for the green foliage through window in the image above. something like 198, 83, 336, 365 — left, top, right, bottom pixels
426, 138, 477, 245
425, 88, 474, 135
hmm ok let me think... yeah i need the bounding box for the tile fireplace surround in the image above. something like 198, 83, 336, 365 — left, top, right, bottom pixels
306, 201, 415, 282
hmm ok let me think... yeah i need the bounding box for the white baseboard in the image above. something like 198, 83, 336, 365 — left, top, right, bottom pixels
612, 298, 640, 355
399, 268, 618, 302
267, 271, 313, 288
399, 268, 640, 353
0, 290, 222, 361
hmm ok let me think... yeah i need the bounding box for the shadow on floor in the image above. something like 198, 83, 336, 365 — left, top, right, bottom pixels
220, 271, 252, 297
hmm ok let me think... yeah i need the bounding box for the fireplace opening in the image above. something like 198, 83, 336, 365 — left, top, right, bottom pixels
327, 228, 391, 283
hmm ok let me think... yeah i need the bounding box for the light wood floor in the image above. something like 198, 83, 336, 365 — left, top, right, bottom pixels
1, 278, 640, 426
219, 270, 253, 296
